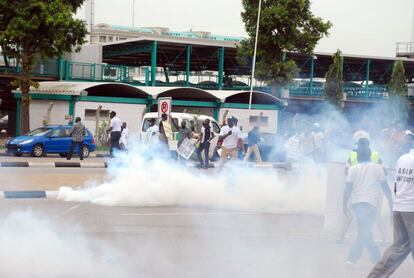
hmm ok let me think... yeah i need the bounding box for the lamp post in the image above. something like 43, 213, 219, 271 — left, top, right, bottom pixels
248, 0, 262, 110
132, 0, 135, 27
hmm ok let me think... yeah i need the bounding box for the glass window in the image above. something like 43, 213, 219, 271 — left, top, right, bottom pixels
49, 128, 65, 137
99, 36, 107, 42
26, 128, 52, 137
212, 122, 220, 133
142, 118, 156, 132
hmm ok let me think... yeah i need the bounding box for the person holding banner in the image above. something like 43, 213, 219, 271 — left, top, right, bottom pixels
196, 119, 215, 169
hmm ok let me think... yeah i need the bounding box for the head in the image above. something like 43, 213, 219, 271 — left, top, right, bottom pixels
203, 119, 210, 127
75, 117, 81, 123
122, 122, 127, 129
149, 118, 156, 127
231, 116, 238, 126
110, 111, 116, 119
356, 138, 371, 162
227, 117, 234, 128
180, 121, 187, 129
161, 113, 168, 121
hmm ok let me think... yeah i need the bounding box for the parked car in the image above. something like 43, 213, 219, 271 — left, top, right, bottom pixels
0, 115, 8, 133
5, 125, 96, 157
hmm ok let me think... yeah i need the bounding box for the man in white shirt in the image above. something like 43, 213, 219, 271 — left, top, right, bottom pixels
219, 117, 241, 166
343, 145, 393, 267
106, 111, 122, 157
119, 122, 129, 150
368, 135, 414, 277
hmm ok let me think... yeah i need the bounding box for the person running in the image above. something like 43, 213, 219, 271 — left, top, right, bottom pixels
219, 117, 241, 166
343, 144, 393, 268
243, 124, 262, 163
178, 120, 192, 148
67, 117, 86, 161
368, 134, 414, 277
119, 122, 129, 150
106, 111, 122, 157
196, 119, 215, 169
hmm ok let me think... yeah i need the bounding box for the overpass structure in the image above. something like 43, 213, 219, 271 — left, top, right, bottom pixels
2, 29, 414, 133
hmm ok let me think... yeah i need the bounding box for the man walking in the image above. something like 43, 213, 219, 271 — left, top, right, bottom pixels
243, 124, 262, 163
368, 134, 414, 277
119, 122, 129, 150
343, 143, 393, 267
67, 117, 86, 161
107, 111, 122, 157
196, 119, 215, 169
219, 117, 241, 166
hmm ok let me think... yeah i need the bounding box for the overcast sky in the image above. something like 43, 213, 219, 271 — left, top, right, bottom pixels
77, 0, 414, 57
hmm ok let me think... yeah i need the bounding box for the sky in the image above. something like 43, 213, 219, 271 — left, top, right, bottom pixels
77, 0, 414, 57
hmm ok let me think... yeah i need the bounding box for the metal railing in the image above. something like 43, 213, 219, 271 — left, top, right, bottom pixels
396, 42, 414, 57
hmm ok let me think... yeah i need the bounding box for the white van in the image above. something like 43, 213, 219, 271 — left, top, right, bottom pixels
141, 112, 221, 159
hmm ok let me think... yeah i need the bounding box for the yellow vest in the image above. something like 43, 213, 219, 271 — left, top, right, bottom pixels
162, 120, 172, 141
350, 151, 380, 165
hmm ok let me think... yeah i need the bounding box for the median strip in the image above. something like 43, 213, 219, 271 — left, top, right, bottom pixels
0, 162, 107, 168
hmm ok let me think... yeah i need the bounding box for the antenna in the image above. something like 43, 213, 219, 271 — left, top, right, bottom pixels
85, 0, 95, 43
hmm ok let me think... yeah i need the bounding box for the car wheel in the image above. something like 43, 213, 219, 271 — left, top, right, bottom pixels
59, 153, 67, 158
31, 144, 44, 157
82, 146, 90, 158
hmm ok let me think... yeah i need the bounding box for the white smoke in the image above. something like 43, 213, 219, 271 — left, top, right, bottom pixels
0, 211, 131, 278
58, 143, 326, 214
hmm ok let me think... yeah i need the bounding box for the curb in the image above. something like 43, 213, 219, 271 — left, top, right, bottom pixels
0, 153, 109, 158
1, 190, 58, 199
0, 162, 108, 168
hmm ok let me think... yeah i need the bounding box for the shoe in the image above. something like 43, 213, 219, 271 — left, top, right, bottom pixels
80, 158, 84, 161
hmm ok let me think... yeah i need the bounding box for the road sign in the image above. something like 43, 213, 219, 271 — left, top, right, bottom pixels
158, 97, 172, 120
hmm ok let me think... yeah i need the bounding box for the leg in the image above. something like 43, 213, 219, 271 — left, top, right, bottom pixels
252, 144, 262, 163
220, 147, 230, 168
67, 141, 75, 160
401, 212, 414, 259
78, 141, 84, 160
230, 148, 238, 160
114, 132, 121, 150
204, 142, 210, 168
197, 143, 206, 167
368, 211, 411, 278
243, 147, 253, 162
110, 132, 115, 157
348, 203, 380, 264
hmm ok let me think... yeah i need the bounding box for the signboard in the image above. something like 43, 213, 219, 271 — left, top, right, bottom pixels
158, 97, 172, 121
177, 138, 197, 160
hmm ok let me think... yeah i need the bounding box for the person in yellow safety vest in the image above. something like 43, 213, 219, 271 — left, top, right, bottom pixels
338, 137, 388, 244
159, 113, 179, 146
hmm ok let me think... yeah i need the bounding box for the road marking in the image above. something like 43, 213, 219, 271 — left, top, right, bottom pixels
29, 162, 55, 168
120, 212, 266, 216
57, 203, 84, 218
46, 191, 59, 198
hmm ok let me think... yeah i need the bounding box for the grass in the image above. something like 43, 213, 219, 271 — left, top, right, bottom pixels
96, 146, 110, 152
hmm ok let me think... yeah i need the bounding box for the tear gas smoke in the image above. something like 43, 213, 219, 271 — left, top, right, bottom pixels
0, 211, 131, 278
58, 143, 326, 214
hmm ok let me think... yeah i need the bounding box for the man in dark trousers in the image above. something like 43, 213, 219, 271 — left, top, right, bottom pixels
107, 111, 122, 157
196, 119, 214, 169
67, 117, 86, 160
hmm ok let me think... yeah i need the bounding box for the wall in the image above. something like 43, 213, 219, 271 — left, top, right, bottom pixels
65, 44, 102, 64
218, 108, 278, 134
74, 101, 146, 136
29, 100, 70, 129
171, 106, 214, 117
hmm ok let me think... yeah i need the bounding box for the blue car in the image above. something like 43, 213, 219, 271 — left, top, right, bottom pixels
5, 125, 96, 157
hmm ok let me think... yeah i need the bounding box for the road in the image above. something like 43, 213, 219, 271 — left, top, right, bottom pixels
0, 167, 413, 277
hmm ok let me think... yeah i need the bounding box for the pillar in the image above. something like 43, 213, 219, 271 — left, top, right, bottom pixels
151, 41, 158, 86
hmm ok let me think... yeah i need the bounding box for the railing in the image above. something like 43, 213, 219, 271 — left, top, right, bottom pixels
288, 85, 387, 98
0, 57, 59, 78
396, 42, 414, 57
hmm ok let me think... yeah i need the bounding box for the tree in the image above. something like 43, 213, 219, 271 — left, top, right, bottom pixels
0, 0, 87, 134
239, 0, 332, 89
324, 50, 344, 109
386, 60, 408, 124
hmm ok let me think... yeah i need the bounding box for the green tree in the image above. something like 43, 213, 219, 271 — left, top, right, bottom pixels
0, 0, 87, 134
386, 60, 408, 124
324, 50, 344, 109
239, 0, 332, 89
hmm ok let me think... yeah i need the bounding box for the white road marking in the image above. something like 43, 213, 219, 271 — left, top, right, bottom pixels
28, 162, 55, 168
120, 212, 266, 216
46, 191, 59, 198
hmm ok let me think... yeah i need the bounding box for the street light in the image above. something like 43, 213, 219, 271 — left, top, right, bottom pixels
248, 0, 262, 110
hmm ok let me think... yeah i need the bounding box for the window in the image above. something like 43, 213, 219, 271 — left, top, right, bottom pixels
212, 122, 220, 133
249, 116, 269, 126
85, 109, 110, 121
99, 36, 107, 42
49, 128, 70, 137
108, 36, 113, 42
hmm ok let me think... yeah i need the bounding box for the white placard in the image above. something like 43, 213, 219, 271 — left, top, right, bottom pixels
177, 138, 197, 160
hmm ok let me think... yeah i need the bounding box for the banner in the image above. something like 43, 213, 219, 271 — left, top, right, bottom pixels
177, 138, 197, 160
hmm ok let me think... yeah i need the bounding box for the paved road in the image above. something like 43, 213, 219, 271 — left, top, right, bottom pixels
0, 168, 413, 277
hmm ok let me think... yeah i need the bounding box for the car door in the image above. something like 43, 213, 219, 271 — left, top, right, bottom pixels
57, 127, 74, 154
43, 128, 63, 153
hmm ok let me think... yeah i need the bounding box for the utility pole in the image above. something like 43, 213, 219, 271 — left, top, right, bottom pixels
248, 0, 262, 110
132, 0, 135, 27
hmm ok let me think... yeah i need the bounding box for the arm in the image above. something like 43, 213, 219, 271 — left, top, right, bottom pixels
343, 182, 353, 216
381, 181, 393, 211
219, 130, 232, 141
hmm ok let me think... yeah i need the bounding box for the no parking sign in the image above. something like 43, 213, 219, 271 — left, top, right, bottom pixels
158, 97, 172, 120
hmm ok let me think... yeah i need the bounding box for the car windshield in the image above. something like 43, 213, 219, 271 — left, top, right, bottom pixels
26, 128, 52, 137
